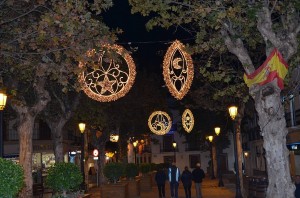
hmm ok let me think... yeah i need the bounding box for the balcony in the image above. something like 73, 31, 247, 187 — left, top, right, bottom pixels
285, 109, 300, 127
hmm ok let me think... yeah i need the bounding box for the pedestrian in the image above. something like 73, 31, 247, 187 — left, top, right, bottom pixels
181, 166, 192, 198
155, 167, 167, 198
168, 162, 180, 198
295, 175, 300, 198
192, 162, 205, 198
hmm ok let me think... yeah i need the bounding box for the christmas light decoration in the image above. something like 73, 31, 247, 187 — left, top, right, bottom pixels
78, 44, 136, 102
148, 111, 172, 135
182, 109, 194, 133
105, 152, 114, 158
110, 134, 119, 142
163, 40, 194, 100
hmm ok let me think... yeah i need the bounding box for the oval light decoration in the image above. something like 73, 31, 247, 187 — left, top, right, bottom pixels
148, 111, 172, 135
182, 109, 194, 133
163, 40, 194, 100
78, 44, 136, 102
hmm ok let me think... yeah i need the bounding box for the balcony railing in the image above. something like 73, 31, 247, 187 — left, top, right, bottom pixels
160, 148, 178, 152
185, 146, 201, 151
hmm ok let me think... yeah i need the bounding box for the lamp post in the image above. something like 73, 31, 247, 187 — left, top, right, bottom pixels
228, 106, 243, 198
208, 135, 216, 179
133, 141, 137, 164
215, 127, 224, 187
172, 141, 177, 163
0, 91, 7, 158
78, 122, 86, 190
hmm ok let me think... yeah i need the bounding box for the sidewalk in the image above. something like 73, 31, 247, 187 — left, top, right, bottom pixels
88, 177, 236, 198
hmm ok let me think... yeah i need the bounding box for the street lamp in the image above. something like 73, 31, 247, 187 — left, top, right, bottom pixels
228, 105, 243, 198
172, 141, 177, 163
78, 122, 86, 190
215, 127, 224, 187
207, 135, 215, 179
214, 127, 221, 136
133, 141, 138, 164
0, 91, 7, 158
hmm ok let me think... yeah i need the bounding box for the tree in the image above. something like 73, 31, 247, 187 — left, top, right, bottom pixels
129, 1, 300, 197
42, 84, 80, 163
0, 0, 114, 197
71, 94, 114, 184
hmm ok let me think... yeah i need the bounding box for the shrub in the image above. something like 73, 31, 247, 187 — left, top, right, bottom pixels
125, 163, 139, 179
103, 162, 124, 183
45, 162, 82, 195
139, 163, 151, 175
0, 157, 24, 197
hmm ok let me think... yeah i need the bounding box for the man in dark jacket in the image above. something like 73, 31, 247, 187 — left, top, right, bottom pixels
155, 167, 167, 198
168, 162, 180, 198
192, 162, 205, 198
181, 166, 192, 198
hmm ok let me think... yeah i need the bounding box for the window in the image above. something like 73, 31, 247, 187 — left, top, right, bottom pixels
162, 135, 174, 152
186, 134, 202, 151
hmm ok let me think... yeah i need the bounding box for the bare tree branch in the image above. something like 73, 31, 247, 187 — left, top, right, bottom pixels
221, 25, 254, 75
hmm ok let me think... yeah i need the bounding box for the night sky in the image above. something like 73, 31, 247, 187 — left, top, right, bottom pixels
102, 1, 185, 74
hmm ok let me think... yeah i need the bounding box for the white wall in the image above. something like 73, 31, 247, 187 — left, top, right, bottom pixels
223, 132, 235, 172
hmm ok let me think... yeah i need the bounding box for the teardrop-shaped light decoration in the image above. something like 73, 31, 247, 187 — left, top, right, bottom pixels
163, 40, 194, 100
182, 109, 194, 133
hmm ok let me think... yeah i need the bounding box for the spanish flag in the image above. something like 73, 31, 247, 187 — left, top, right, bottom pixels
243, 48, 288, 90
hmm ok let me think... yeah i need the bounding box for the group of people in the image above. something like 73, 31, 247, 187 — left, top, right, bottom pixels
155, 162, 205, 198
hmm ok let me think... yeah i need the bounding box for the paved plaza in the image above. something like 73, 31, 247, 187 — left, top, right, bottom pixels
87, 177, 235, 198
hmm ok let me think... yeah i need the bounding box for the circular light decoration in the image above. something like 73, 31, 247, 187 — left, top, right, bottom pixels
78, 44, 136, 102
182, 109, 194, 133
93, 149, 99, 157
148, 111, 172, 135
163, 40, 194, 100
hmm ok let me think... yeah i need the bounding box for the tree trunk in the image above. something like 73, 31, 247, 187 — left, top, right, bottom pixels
18, 113, 35, 197
236, 104, 245, 197
236, 120, 245, 196
98, 152, 106, 184
50, 121, 65, 163
251, 82, 295, 197
84, 131, 89, 189
10, 75, 50, 197
212, 144, 217, 178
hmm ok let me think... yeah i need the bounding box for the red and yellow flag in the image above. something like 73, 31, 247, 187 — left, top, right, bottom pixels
243, 48, 288, 90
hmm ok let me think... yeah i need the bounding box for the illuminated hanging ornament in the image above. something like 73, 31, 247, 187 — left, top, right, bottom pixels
110, 134, 119, 142
182, 109, 194, 133
105, 152, 114, 158
163, 40, 194, 100
148, 111, 172, 135
78, 44, 136, 102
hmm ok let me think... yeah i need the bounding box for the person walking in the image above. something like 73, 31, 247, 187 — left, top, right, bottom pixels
295, 175, 300, 198
155, 167, 167, 198
181, 166, 192, 198
192, 162, 205, 198
168, 162, 180, 198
